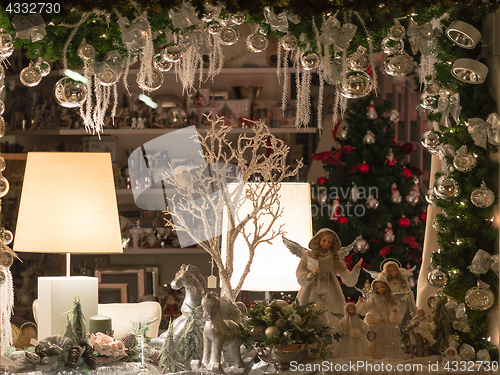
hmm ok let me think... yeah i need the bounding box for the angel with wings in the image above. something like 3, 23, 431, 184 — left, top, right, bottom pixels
283, 228, 362, 329
364, 259, 417, 317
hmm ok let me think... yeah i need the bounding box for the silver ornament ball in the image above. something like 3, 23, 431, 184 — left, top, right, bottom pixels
281, 34, 297, 51
454, 152, 477, 172
339, 71, 372, 99
470, 183, 495, 208
427, 268, 448, 288
465, 286, 495, 311
20, 66, 42, 87
54, 78, 88, 108
300, 51, 320, 70
348, 50, 370, 71
434, 175, 459, 199
384, 53, 413, 76
246, 34, 268, 53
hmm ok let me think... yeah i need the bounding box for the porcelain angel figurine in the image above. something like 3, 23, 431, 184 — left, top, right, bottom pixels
337, 302, 371, 358
357, 277, 401, 325
406, 308, 436, 346
284, 228, 362, 328
364, 259, 417, 317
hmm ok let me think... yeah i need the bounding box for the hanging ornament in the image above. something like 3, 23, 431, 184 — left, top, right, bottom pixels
97, 66, 120, 86
136, 68, 164, 91
425, 81, 440, 96
386, 148, 396, 165
339, 71, 372, 98
316, 176, 327, 186
425, 188, 438, 206
366, 195, 379, 209
405, 190, 420, 205
36, 60, 51, 77
0, 29, 14, 59
427, 294, 439, 310
208, 21, 222, 35
300, 51, 320, 70
230, 13, 246, 26
330, 199, 340, 220
453, 146, 477, 172
318, 190, 327, 204
338, 216, 349, 225
2, 230, 13, 245
366, 102, 378, 120
389, 109, 399, 122
200, 4, 219, 22
20, 63, 42, 87
383, 52, 413, 76
246, 28, 268, 53
470, 181, 495, 208
452, 58, 488, 84
427, 267, 448, 288
468, 249, 496, 275
162, 44, 183, 63
347, 46, 370, 71
78, 39, 95, 60
419, 211, 427, 221
281, 34, 297, 51
358, 162, 369, 174
338, 129, 349, 141
420, 94, 437, 111
388, 21, 406, 40
154, 53, 173, 72
434, 175, 459, 199
54, 77, 88, 108
354, 236, 370, 253
402, 168, 412, 179
397, 216, 410, 228
390, 183, 402, 203
432, 219, 441, 232
219, 26, 240, 45
381, 37, 404, 54
445, 21, 482, 49
465, 281, 495, 311
383, 223, 395, 243
350, 184, 360, 203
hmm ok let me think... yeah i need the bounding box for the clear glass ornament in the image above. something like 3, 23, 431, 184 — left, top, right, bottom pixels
154, 54, 173, 72
366, 195, 379, 209
219, 26, 239, 45
432, 219, 441, 231
0, 100, 4, 115
0, 29, 14, 59
470, 182, 495, 208
300, 51, 320, 70
383, 52, 413, 76
465, 286, 495, 310
281, 34, 297, 51
0, 174, 9, 197
0, 268, 5, 285
421, 130, 440, 154
78, 40, 95, 60
208, 21, 222, 35
230, 13, 246, 25
421, 95, 437, 110
425, 188, 438, 206
36, 61, 51, 77
0, 250, 13, 268
162, 45, 183, 63
454, 149, 477, 172
0, 156, 5, 171
348, 49, 370, 71
2, 229, 12, 245
425, 81, 440, 95
97, 67, 119, 86
200, 4, 218, 22
434, 175, 459, 199
136, 68, 164, 91
388, 25, 406, 40
381, 37, 404, 54
20, 65, 42, 87
246, 33, 268, 53
0, 116, 5, 138
339, 71, 372, 99
427, 268, 448, 287
354, 237, 369, 253
338, 129, 348, 140
427, 294, 438, 310
363, 130, 376, 144
54, 77, 88, 108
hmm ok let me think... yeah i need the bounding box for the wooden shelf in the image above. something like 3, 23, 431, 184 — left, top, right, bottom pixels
122, 247, 205, 255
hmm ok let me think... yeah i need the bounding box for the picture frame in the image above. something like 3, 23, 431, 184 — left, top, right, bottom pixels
145, 266, 160, 297
98, 283, 128, 304
95, 268, 145, 303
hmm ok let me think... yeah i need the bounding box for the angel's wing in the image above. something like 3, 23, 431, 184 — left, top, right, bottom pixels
338, 239, 356, 259
330, 312, 344, 320
399, 265, 416, 278
355, 286, 372, 300
282, 236, 308, 258
363, 268, 380, 280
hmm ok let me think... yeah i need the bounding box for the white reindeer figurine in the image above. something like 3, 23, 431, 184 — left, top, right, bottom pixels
201, 291, 245, 371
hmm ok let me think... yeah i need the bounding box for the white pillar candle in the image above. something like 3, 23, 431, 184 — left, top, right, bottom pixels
89, 315, 112, 334
37, 276, 98, 340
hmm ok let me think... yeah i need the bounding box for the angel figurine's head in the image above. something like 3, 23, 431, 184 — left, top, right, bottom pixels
344, 302, 358, 316
382, 261, 408, 289
308, 228, 346, 269
371, 279, 396, 305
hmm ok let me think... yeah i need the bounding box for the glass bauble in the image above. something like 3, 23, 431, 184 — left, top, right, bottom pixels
219, 26, 239, 45
381, 37, 404, 54
2, 229, 12, 245
388, 25, 406, 40
0, 100, 4, 115
162, 45, 183, 63
230, 13, 246, 25
420, 95, 437, 110
421, 130, 440, 154
246, 34, 268, 53
339, 71, 372, 99
37, 61, 51, 77
78, 41, 95, 60
20, 66, 42, 87
0, 156, 4, 171
454, 150, 477, 172
54, 78, 88, 108
363, 131, 376, 144
425, 81, 440, 95
300, 51, 320, 70
427, 294, 438, 310
208, 21, 222, 35
281, 34, 297, 51
347, 50, 370, 71
470, 182, 495, 208
366, 196, 379, 209
154, 54, 173, 72
465, 286, 495, 310
427, 268, 448, 287
338, 129, 348, 140
425, 188, 438, 206
389, 109, 399, 122
0, 175, 9, 197
200, 4, 218, 22
0, 117, 4, 138
0, 250, 13, 268
0, 30, 14, 59
383, 53, 413, 76
434, 175, 459, 199
406, 192, 419, 205
136, 68, 164, 91
354, 238, 369, 253
97, 67, 119, 86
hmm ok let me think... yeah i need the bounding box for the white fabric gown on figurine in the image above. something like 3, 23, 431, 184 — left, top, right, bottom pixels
336, 303, 370, 358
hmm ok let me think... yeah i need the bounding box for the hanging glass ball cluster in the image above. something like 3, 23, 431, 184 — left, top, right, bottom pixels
340, 46, 372, 99
382, 21, 413, 76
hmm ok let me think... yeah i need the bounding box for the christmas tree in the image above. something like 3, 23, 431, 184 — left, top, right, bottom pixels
311, 95, 427, 296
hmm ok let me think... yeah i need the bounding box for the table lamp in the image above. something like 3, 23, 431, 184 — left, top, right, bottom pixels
13, 152, 123, 339
223, 182, 312, 299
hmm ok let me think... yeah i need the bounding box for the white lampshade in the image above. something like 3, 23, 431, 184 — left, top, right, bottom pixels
13, 152, 123, 256
223, 182, 312, 292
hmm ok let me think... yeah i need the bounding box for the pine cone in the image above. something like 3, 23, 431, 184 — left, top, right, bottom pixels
67, 346, 82, 366
275, 318, 287, 329
81, 345, 96, 370
120, 332, 136, 349
35, 342, 49, 358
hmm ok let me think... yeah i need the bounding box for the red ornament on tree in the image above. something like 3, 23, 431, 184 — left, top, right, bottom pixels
338, 216, 349, 225
317, 176, 327, 186
397, 216, 410, 228
403, 168, 412, 179
419, 212, 427, 221
358, 162, 370, 174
